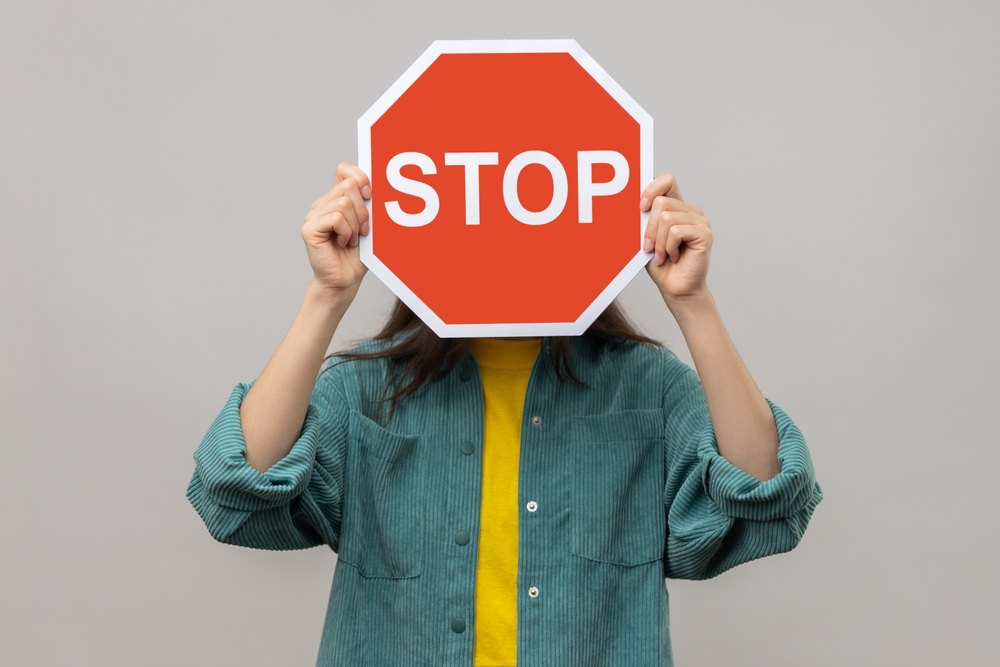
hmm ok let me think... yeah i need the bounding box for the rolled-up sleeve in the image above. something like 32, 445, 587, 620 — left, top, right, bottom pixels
662, 365, 822, 580
186, 381, 347, 551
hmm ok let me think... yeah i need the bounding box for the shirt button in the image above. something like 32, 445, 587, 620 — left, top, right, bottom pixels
531, 415, 542, 426
528, 586, 539, 598
526, 501, 538, 512
459, 367, 473, 382
451, 617, 466, 633
460, 441, 475, 455
455, 530, 471, 546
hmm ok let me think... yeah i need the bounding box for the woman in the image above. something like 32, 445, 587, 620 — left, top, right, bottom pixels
187, 162, 822, 667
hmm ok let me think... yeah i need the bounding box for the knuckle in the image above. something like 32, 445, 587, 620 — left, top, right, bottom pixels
691, 205, 703, 215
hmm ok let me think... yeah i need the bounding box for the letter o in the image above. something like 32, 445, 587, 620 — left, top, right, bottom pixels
502, 151, 568, 225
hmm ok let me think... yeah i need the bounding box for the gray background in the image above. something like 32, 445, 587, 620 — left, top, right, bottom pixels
2, 0, 997, 665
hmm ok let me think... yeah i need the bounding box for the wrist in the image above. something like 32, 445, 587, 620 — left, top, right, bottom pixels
305, 279, 356, 319
661, 288, 717, 322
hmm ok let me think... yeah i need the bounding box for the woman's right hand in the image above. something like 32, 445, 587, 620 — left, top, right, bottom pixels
302, 162, 372, 298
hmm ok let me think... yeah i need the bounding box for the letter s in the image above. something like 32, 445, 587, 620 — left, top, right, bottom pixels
384, 152, 440, 227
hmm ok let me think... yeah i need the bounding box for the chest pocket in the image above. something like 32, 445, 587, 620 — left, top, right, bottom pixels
571, 409, 666, 567
339, 410, 425, 579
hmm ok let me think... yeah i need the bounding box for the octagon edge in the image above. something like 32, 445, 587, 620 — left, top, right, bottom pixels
358, 39, 655, 338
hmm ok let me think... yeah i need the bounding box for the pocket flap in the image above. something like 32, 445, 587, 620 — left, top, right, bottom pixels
348, 410, 419, 463
573, 408, 664, 444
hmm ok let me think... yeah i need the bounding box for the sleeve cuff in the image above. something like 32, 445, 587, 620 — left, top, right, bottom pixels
191, 383, 323, 512
698, 398, 822, 521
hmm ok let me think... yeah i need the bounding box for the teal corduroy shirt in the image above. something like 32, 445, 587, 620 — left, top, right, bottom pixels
187, 336, 822, 667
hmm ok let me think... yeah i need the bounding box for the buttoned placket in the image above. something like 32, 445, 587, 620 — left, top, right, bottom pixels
441, 355, 484, 666
441, 338, 557, 666
515, 337, 556, 665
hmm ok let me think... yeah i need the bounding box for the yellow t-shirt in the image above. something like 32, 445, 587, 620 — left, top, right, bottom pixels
469, 337, 542, 667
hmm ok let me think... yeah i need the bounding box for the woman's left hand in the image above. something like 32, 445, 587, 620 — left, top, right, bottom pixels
640, 173, 714, 304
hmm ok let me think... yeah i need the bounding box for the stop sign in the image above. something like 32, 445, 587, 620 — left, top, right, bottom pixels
358, 40, 652, 337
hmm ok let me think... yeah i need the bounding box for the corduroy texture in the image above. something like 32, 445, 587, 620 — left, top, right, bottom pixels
187, 336, 823, 667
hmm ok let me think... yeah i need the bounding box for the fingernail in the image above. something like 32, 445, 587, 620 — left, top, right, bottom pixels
643, 238, 653, 252
639, 197, 649, 210
361, 185, 371, 198
361, 223, 370, 234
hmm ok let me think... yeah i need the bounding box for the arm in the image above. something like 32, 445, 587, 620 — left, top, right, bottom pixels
641, 174, 779, 481
186, 163, 372, 549
660, 366, 821, 579
241, 163, 371, 473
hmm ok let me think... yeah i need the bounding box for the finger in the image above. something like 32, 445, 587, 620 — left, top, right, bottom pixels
306, 200, 360, 249
309, 183, 345, 214
643, 196, 700, 252
302, 209, 336, 246
653, 211, 703, 265
654, 196, 701, 215
337, 177, 371, 236
643, 195, 666, 252
639, 173, 683, 210
310, 191, 366, 246
334, 162, 372, 199
664, 223, 712, 264
328, 209, 360, 248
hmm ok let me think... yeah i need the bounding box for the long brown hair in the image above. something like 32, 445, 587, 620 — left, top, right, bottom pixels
328, 299, 662, 411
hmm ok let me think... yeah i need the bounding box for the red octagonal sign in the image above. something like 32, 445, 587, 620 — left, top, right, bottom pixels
359, 40, 652, 337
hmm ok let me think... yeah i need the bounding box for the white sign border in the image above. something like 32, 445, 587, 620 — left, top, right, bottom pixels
358, 39, 654, 338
